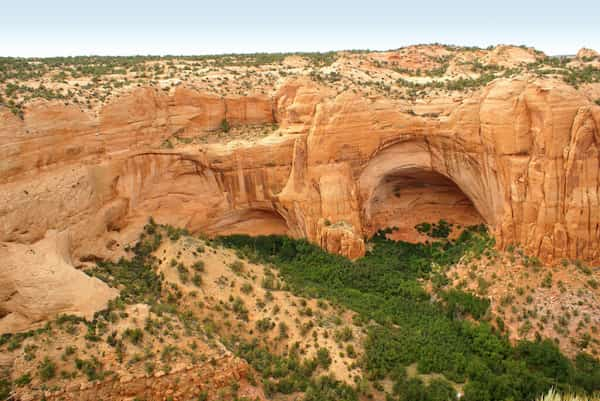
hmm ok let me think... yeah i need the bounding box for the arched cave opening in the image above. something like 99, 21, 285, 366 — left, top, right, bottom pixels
366, 168, 485, 242
201, 208, 289, 237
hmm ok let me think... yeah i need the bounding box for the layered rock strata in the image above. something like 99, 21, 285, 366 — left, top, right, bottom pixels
2, 76, 600, 331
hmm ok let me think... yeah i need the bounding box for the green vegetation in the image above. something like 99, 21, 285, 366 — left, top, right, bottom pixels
526, 58, 600, 87
87, 223, 162, 305
415, 220, 452, 238
0, 56, 150, 82
392, 367, 456, 401
397, 73, 500, 95
0, 377, 10, 399
440, 288, 490, 320
562, 66, 600, 87
256, 317, 274, 333
316, 348, 332, 368
220, 118, 230, 133
123, 328, 144, 345
217, 223, 600, 401
229, 260, 244, 274
38, 357, 56, 381
13, 373, 31, 387
75, 356, 109, 381
0, 51, 338, 83
233, 339, 356, 400
334, 326, 354, 342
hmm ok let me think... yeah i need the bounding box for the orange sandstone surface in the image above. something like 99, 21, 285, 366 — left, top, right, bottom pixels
2, 46, 600, 333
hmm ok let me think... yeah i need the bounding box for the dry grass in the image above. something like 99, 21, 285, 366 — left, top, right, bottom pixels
537, 388, 600, 401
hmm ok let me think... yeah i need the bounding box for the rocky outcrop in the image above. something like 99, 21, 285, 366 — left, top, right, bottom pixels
20, 355, 250, 401
576, 48, 600, 60
0, 231, 118, 333
481, 45, 540, 67
2, 76, 600, 331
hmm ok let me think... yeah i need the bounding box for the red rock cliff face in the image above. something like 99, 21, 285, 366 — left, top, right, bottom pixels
1, 77, 600, 331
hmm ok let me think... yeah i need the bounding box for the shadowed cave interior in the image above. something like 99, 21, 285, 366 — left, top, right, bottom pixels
367, 168, 485, 241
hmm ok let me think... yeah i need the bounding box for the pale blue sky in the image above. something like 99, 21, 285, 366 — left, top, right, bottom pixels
1, 0, 598, 57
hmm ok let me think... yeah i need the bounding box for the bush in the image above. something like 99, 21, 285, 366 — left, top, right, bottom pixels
75, 357, 105, 381
541, 272, 553, 288
278, 322, 289, 339
241, 283, 253, 294
220, 118, 230, 133
415, 220, 452, 238
123, 328, 144, 345
256, 318, 274, 332
232, 297, 248, 321
304, 375, 358, 401
0, 378, 10, 399
38, 357, 56, 381
334, 326, 354, 342
177, 264, 189, 283
441, 289, 490, 320
427, 378, 457, 401
229, 260, 244, 274
192, 261, 205, 271
316, 348, 332, 368
346, 344, 357, 358
13, 373, 31, 387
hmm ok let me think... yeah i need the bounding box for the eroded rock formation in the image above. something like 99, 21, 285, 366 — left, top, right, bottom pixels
2, 74, 600, 332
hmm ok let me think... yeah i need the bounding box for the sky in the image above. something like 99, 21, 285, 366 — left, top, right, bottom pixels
1, 0, 598, 57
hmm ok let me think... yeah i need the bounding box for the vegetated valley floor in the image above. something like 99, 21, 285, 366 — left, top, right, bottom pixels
1, 219, 599, 401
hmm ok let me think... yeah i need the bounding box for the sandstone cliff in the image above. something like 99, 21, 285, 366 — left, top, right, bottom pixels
2, 55, 600, 331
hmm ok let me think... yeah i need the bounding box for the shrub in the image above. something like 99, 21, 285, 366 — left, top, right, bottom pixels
13, 373, 31, 387
541, 272, 553, 288
278, 322, 289, 339
177, 264, 189, 283
229, 260, 244, 274
75, 357, 106, 381
316, 348, 332, 368
220, 118, 230, 133
0, 378, 10, 399
427, 378, 456, 401
38, 357, 56, 381
256, 318, 274, 332
192, 261, 205, 271
441, 289, 490, 320
334, 326, 354, 342
346, 344, 357, 358
241, 283, 253, 294
123, 328, 143, 345
415, 220, 452, 238
232, 297, 248, 321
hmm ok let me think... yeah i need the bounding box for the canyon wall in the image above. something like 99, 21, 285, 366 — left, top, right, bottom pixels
1, 76, 600, 331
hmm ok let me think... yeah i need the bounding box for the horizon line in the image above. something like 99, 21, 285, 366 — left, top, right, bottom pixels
0, 43, 588, 59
